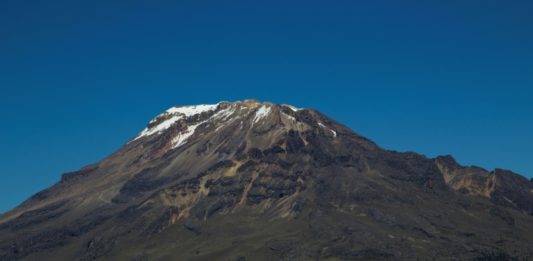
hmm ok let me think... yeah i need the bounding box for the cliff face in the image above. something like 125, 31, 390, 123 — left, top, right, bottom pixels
1, 100, 532, 261
435, 155, 533, 215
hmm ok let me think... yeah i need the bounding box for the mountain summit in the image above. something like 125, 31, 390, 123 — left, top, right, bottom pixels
1, 100, 532, 260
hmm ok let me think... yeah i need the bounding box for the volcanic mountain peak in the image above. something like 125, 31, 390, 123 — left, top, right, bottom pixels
1, 100, 533, 261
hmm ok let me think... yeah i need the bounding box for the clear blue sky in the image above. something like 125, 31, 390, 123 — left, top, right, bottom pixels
1, 0, 532, 213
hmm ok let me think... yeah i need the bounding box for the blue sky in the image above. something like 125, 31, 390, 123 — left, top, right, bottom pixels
1, 0, 532, 212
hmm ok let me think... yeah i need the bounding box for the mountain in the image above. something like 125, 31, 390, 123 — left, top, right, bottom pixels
1, 100, 532, 261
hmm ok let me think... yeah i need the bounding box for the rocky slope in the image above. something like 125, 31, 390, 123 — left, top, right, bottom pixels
0, 100, 532, 261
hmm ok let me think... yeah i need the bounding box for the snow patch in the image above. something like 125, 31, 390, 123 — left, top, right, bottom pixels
282, 112, 296, 122
134, 115, 183, 140
212, 106, 235, 121
286, 115, 296, 121
318, 122, 337, 138
213, 106, 238, 131
171, 122, 203, 149
253, 105, 271, 123
166, 104, 218, 117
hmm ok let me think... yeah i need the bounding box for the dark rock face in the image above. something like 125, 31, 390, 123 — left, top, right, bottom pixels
111, 167, 173, 204
0, 201, 67, 231
1, 100, 532, 261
